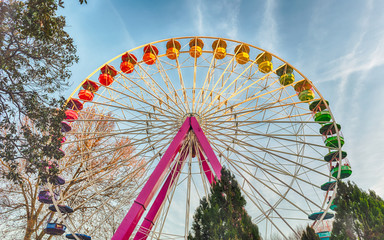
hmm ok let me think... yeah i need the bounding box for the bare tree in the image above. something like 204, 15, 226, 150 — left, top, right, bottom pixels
0, 108, 145, 239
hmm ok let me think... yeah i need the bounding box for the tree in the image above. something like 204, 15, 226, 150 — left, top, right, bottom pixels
301, 225, 320, 240
0, 109, 145, 239
0, 0, 84, 182
331, 181, 384, 240
188, 167, 260, 240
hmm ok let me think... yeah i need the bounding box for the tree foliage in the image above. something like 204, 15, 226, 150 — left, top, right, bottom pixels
331, 181, 384, 240
301, 225, 320, 240
188, 167, 260, 240
0, 0, 80, 182
0, 109, 144, 239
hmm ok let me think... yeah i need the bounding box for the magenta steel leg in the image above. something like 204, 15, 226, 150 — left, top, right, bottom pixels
190, 117, 222, 179
199, 151, 215, 185
134, 149, 189, 239
112, 118, 191, 240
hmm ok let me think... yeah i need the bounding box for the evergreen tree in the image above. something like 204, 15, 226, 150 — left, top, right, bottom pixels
188, 167, 260, 240
332, 181, 384, 240
301, 225, 320, 240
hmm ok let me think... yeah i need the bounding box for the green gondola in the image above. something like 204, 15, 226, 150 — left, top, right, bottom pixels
331, 165, 352, 179
324, 151, 347, 162
298, 89, 315, 101
276, 64, 294, 76
279, 73, 295, 86
309, 99, 329, 112
321, 181, 337, 191
314, 110, 332, 123
319, 123, 341, 135
324, 136, 344, 148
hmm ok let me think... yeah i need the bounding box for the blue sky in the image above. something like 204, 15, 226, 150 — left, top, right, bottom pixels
60, 0, 384, 207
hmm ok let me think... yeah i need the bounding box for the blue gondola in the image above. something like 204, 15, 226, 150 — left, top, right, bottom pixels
45, 223, 66, 235
317, 231, 331, 240
66, 233, 92, 240
48, 205, 74, 214
308, 212, 334, 220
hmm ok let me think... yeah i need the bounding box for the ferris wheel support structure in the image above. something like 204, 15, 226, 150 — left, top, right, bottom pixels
112, 116, 222, 240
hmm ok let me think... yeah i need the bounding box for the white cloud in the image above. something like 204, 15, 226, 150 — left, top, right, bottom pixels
190, 0, 241, 39
256, 0, 278, 53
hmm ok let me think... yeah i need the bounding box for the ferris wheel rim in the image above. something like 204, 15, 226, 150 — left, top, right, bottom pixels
55, 36, 345, 239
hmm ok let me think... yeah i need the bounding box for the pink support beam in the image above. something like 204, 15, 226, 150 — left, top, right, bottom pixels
190, 117, 222, 180
113, 116, 223, 240
112, 118, 191, 240
199, 151, 215, 185
134, 149, 189, 239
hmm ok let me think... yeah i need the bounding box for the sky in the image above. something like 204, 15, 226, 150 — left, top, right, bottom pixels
57, 0, 384, 234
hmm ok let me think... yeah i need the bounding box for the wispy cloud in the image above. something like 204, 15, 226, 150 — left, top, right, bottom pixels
190, 0, 241, 39
256, 0, 278, 53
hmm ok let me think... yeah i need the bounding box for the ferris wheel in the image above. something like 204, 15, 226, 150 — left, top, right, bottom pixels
39, 37, 351, 240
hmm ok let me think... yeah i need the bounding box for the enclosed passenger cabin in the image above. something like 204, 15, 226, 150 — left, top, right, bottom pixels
189, 38, 204, 58
65, 110, 78, 122
330, 164, 352, 179
120, 53, 137, 73
45, 223, 66, 235
320, 181, 337, 191
317, 231, 331, 240
308, 212, 334, 220
324, 136, 345, 148
143, 45, 159, 65
66, 98, 83, 111
320, 123, 341, 135
166, 39, 181, 60
66, 233, 92, 240
212, 39, 227, 60
61, 121, 72, 133
276, 64, 295, 86
99, 64, 118, 86
324, 151, 347, 162
78, 89, 94, 101
49, 205, 74, 214
234, 44, 250, 64
256, 52, 273, 73
294, 80, 314, 101
309, 99, 329, 112
82, 80, 99, 92
38, 190, 58, 204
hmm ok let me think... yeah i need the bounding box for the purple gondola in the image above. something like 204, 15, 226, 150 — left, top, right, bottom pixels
61, 121, 72, 132
38, 190, 58, 204
52, 176, 65, 185
45, 223, 66, 235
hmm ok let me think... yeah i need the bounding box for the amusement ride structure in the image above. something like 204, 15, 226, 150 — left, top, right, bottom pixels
38, 37, 352, 240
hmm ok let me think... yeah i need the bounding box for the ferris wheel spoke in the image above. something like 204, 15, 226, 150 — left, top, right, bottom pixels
194, 48, 218, 113
101, 80, 181, 118
228, 159, 311, 217
211, 146, 291, 239
203, 65, 279, 116
64, 128, 176, 176
155, 57, 189, 113
207, 123, 330, 154
198, 54, 237, 112
175, 55, 189, 112
203, 79, 305, 119
139, 60, 186, 115
208, 133, 327, 189
218, 145, 319, 226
